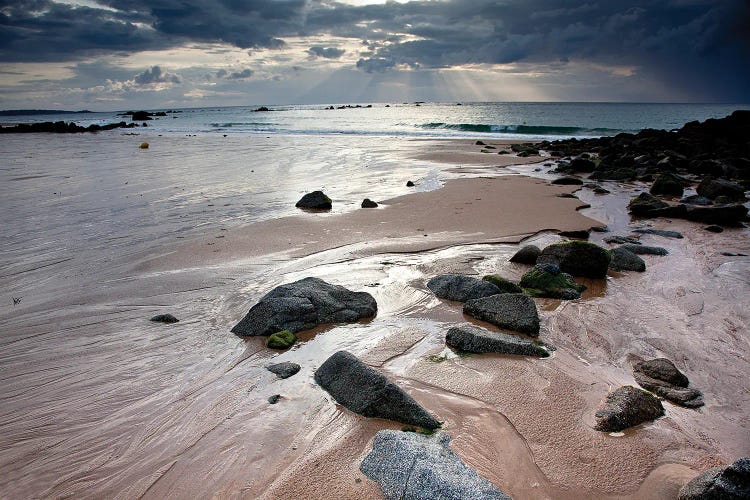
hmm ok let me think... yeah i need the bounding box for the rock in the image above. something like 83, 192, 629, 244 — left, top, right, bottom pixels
633, 358, 704, 408
715, 195, 734, 205
268, 394, 281, 404
551, 176, 584, 185
604, 235, 641, 245
619, 243, 668, 255
481, 275, 523, 294
594, 386, 665, 432
267, 362, 301, 379
427, 274, 502, 302
361, 430, 511, 500
510, 245, 541, 264
628, 192, 669, 216
139, 142, 149, 149
519, 263, 586, 299
254, 106, 271, 112
696, 177, 747, 201
315, 351, 440, 429
406, 180, 415, 187
537, 241, 612, 279
150, 313, 179, 323
569, 157, 596, 172
267, 330, 296, 349
680, 194, 713, 206
295, 191, 332, 209
633, 228, 684, 239
705, 225, 724, 233
678, 457, 750, 500
685, 204, 748, 226
231, 277, 377, 336
557, 193, 578, 199
475, 140, 486, 146
463, 293, 540, 336
650, 174, 684, 197
610, 247, 646, 272
131, 111, 152, 121
593, 186, 611, 194
446, 325, 549, 357
559, 229, 590, 239
590, 225, 609, 232
361, 198, 378, 208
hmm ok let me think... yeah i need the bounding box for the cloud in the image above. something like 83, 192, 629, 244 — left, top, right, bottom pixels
133, 65, 181, 85
226, 69, 254, 79
356, 57, 396, 73
307, 46, 346, 59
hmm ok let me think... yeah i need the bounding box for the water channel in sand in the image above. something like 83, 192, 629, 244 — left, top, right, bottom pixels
1, 134, 748, 498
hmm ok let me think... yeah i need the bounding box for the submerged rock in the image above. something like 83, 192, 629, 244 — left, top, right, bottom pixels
619, 243, 669, 256
704, 225, 724, 233
628, 192, 669, 216
231, 277, 377, 336
551, 176, 584, 185
406, 180, 415, 187
481, 275, 523, 294
361, 430, 511, 500
446, 325, 549, 357
633, 358, 704, 408
604, 235, 641, 245
295, 190, 332, 209
684, 204, 748, 226
315, 351, 440, 429
610, 247, 646, 272
510, 245, 541, 264
519, 263, 586, 299
594, 385, 664, 432
427, 274, 501, 302
537, 241, 612, 278
267, 330, 296, 349
559, 229, 590, 239
267, 362, 301, 379
150, 313, 179, 323
464, 293, 540, 336
678, 457, 750, 500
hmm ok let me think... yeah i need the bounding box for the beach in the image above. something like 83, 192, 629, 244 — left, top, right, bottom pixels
1, 128, 749, 499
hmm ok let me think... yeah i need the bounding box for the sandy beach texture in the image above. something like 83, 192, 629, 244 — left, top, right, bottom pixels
1, 134, 748, 499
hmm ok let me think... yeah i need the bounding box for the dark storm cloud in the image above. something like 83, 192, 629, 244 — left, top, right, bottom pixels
134, 65, 181, 85
226, 68, 254, 79
1, 0, 749, 99
307, 46, 345, 59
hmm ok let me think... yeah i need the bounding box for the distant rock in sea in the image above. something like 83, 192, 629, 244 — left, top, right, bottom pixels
295, 191, 332, 210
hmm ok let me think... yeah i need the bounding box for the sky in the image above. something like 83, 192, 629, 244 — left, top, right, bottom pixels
1, 0, 749, 110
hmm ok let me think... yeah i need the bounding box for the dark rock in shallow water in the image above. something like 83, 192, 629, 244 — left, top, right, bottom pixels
559, 229, 590, 239
591, 225, 609, 232
464, 293, 540, 336
231, 277, 377, 336
633, 358, 704, 408
696, 177, 747, 202
267, 362, 301, 379
519, 263, 586, 300
427, 274, 501, 302
678, 457, 750, 500
315, 351, 440, 429
610, 247, 646, 272
295, 190, 332, 209
406, 180, 415, 187
361, 430, 511, 500
628, 192, 669, 216
551, 176, 584, 185
361, 198, 378, 208
680, 194, 713, 206
510, 245, 541, 264
268, 394, 281, 404
150, 313, 179, 323
633, 228, 684, 239
594, 385, 665, 432
604, 235, 641, 245
650, 174, 684, 197
537, 241, 612, 279
131, 111, 152, 121
446, 325, 549, 357
569, 157, 596, 173
704, 225, 724, 233
620, 243, 668, 256
684, 204, 748, 226
481, 275, 523, 294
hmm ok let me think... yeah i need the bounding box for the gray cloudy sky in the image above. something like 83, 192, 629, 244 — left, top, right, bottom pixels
1, 0, 748, 110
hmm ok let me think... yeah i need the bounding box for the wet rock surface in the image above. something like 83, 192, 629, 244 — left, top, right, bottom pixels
295, 190, 332, 209
633, 359, 704, 408
267, 362, 301, 379
360, 430, 511, 500
619, 243, 669, 255
537, 241, 612, 278
594, 385, 665, 432
446, 324, 549, 357
463, 293, 540, 336
150, 313, 179, 323
609, 247, 646, 272
519, 263, 586, 300
509, 245, 541, 264
427, 274, 502, 302
678, 457, 750, 500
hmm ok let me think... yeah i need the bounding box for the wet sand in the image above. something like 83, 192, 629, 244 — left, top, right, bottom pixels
1, 135, 748, 499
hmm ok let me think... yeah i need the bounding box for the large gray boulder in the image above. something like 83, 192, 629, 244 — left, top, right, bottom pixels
463, 293, 540, 336
594, 385, 664, 432
360, 430, 511, 500
633, 358, 704, 408
609, 247, 646, 272
427, 274, 501, 302
231, 277, 377, 336
537, 241, 612, 278
679, 457, 750, 500
446, 325, 549, 357
314, 351, 440, 429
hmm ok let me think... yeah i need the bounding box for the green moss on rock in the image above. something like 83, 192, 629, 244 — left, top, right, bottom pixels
266, 330, 297, 349
519, 265, 586, 299
482, 275, 523, 294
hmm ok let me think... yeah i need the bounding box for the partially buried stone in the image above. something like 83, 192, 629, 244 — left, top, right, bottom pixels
314, 351, 440, 429
150, 313, 178, 323
361, 198, 378, 208
619, 243, 668, 256
537, 241, 612, 278
551, 176, 584, 185
705, 225, 724, 233
559, 229, 590, 239
609, 247, 646, 272
427, 274, 502, 302
633, 358, 704, 408
633, 228, 684, 239
360, 430, 511, 500
678, 457, 750, 500
594, 385, 665, 432
463, 293, 540, 336
268, 394, 281, 404
406, 180, 415, 187
267, 362, 301, 379
604, 235, 641, 245
446, 325, 549, 357
509, 245, 541, 264
295, 190, 332, 209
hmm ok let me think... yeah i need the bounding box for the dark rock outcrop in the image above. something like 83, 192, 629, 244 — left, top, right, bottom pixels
628, 193, 669, 216
678, 457, 750, 500
315, 351, 440, 429
510, 245, 541, 264
481, 275, 523, 294
537, 241, 612, 279
464, 293, 540, 336
619, 244, 669, 256
267, 362, 301, 379
681, 195, 713, 206
231, 277, 377, 336
361, 198, 378, 208
361, 430, 511, 500
705, 225, 724, 233
684, 204, 748, 226
406, 180, 415, 187
604, 235, 641, 245
650, 174, 684, 197
519, 263, 586, 299
559, 229, 590, 240
150, 313, 179, 323
610, 247, 646, 272
551, 176, 584, 185
295, 191, 332, 209
633, 229, 684, 239
633, 358, 704, 408
696, 177, 747, 202
427, 274, 501, 302
446, 325, 549, 357
594, 385, 665, 432
131, 111, 152, 121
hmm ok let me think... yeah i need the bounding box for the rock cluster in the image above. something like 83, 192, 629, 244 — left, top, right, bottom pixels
633, 358, 704, 408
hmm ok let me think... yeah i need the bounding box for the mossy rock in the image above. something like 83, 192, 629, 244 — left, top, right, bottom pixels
482, 275, 523, 294
537, 241, 611, 279
519, 264, 586, 299
139, 142, 150, 149
266, 330, 297, 349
